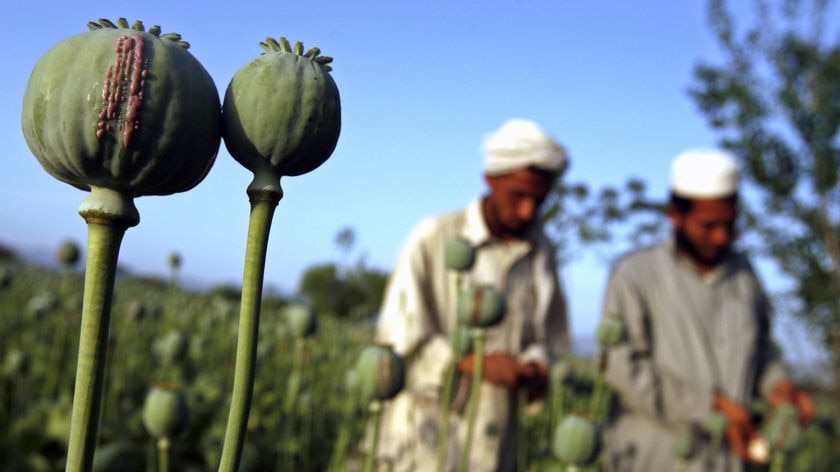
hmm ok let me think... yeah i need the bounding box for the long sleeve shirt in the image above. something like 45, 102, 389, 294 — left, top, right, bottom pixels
600, 237, 788, 472
373, 199, 569, 472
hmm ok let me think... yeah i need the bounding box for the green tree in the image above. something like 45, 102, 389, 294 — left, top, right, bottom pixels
298, 227, 389, 319
542, 178, 667, 267
689, 0, 840, 381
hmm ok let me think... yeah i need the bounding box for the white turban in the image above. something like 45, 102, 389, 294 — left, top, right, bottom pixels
482, 119, 569, 177
670, 148, 739, 198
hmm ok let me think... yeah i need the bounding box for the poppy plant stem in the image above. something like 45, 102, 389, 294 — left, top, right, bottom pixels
218, 190, 280, 472
65, 216, 130, 472
457, 329, 485, 472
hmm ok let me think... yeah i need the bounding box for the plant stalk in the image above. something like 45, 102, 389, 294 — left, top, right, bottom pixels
158, 437, 171, 472
218, 190, 280, 472
65, 217, 129, 472
457, 329, 485, 472
362, 400, 383, 472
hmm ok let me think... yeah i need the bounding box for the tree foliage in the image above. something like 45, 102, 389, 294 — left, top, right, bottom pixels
298, 228, 388, 319
541, 178, 667, 267
689, 0, 840, 375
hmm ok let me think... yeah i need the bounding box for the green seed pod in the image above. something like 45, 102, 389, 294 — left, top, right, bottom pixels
153, 329, 190, 366
283, 303, 318, 338
451, 324, 473, 356
550, 357, 573, 386
707, 412, 729, 444
444, 237, 476, 271
457, 284, 506, 328
168, 251, 182, 271
552, 414, 601, 466
673, 428, 696, 460
57, 239, 82, 268
596, 317, 625, 348
141, 382, 189, 439
123, 299, 147, 323
764, 403, 802, 453
222, 36, 341, 195
21, 18, 221, 225
353, 344, 405, 402
4, 349, 32, 377
26, 291, 59, 319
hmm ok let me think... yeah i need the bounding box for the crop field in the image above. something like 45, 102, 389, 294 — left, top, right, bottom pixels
1, 254, 838, 471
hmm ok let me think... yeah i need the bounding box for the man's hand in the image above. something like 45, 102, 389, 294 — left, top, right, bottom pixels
714, 393, 759, 463
457, 353, 547, 392
767, 380, 817, 425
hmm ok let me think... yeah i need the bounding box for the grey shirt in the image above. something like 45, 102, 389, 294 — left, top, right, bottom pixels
600, 237, 788, 472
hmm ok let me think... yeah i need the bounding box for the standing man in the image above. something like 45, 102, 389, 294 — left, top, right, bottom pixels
599, 149, 816, 471
373, 119, 571, 471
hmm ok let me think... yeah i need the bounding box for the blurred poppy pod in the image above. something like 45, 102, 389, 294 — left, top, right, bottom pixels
283, 303, 318, 339
552, 414, 601, 466
142, 383, 189, 439
444, 238, 476, 272
153, 330, 190, 366
596, 317, 625, 348
457, 284, 506, 328
57, 240, 82, 269
353, 344, 405, 402
764, 403, 803, 453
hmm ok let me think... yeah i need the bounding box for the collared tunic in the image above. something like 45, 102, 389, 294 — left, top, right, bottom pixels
600, 237, 788, 472
373, 199, 570, 471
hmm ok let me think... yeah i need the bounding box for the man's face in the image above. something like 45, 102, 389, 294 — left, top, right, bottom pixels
483, 168, 555, 239
669, 198, 737, 270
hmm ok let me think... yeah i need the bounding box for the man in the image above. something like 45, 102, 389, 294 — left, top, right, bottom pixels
373, 119, 571, 471
599, 149, 816, 471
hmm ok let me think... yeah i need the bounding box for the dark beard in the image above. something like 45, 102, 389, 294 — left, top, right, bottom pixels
674, 227, 729, 268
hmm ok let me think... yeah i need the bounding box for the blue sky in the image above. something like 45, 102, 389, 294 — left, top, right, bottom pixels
0, 1, 824, 362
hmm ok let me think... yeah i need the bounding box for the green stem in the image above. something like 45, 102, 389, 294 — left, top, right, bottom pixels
327, 379, 361, 472
277, 338, 305, 470
157, 437, 170, 472
65, 218, 129, 472
362, 400, 383, 472
436, 354, 461, 471
218, 190, 280, 472
457, 329, 485, 472
770, 451, 784, 472
437, 273, 464, 472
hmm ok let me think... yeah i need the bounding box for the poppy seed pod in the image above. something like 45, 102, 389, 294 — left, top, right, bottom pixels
4, 349, 31, 377
457, 284, 506, 328
707, 412, 729, 444
451, 325, 474, 356
764, 403, 803, 453
222, 36, 341, 195
353, 344, 405, 402
673, 429, 696, 460
444, 238, 476, 272
596, 317, 625, 348
153, 330, 190, 366
21, 18, 221, 225
141, 383, 189, 439
283, 303, 318, 339
57, 240, 82, 268
552, 414, 601, 466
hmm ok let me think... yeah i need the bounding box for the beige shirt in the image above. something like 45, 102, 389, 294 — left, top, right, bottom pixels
600, 237, 788, 472
373, 199, 569, 471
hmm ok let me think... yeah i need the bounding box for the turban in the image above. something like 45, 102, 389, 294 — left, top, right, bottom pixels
670, 148, 739, 199
482, 119, 569, 177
